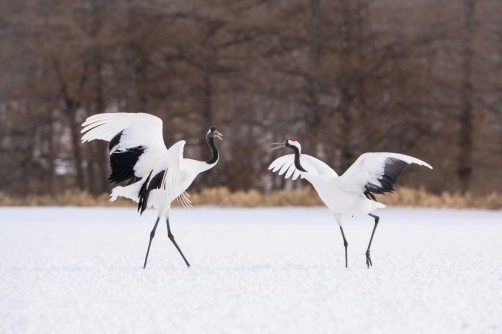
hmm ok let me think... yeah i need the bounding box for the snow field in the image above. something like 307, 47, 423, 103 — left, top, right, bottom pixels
1, 207, 502, 334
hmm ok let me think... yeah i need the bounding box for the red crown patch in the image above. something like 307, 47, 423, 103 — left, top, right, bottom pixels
288, 138, 296, 142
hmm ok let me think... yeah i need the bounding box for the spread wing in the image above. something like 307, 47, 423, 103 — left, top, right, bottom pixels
337, 152, 432, 200
268, 154, 338, 180
138, 140, 191, 213
81, 113, 167, 184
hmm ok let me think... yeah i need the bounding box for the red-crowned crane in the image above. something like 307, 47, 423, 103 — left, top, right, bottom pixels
269, 138, 432, 268
81, 113, 222, 269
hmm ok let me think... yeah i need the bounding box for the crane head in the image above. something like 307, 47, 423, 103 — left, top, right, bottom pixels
271, 138, 301, 151
207, 126, 223, 140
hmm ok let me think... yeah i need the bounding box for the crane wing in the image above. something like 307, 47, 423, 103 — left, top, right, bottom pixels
138, 140, 191, 213
269, 154, 338, 180
337, 152, 432, 199
81, 113, 167, 183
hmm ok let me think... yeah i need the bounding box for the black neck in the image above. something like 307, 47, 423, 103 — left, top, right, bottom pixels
206, 137, 219, 164
286, 143, 307, 172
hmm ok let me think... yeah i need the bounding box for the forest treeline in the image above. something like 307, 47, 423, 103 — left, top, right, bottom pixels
1, 0, 501, 197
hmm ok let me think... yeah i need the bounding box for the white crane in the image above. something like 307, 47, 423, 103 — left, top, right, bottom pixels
81, 113, 222, 269
269, 138, 432, 268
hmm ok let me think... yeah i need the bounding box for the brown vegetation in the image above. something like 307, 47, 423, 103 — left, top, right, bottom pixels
1, 187, 501, 210
1, 0, 502, 198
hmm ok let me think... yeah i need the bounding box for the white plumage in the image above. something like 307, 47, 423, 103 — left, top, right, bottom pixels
269, 138, 432, 268
81, 112, 223, 268
270, 154, 338, 180
337, 153, 431, 194
82, 113, 166, 178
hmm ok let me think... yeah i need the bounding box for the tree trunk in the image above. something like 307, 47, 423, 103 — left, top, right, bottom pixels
203, 20, 214, 128
202, 19, 215, 187
306, 0, 322, 152
457, 0, 475, 194
48, 113, 56, 195
53, 57, 89, 192
339, 0, 354, 172
311, 0, 321, 67
126, 0, 138, 113
339, 87, 353, 172
138, 48, 150, 114
94, 58, 109, 193
69, 107, 85, 191
91, 0, 109, 194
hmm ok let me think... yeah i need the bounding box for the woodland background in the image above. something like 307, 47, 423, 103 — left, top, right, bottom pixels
1, 0, 502, 199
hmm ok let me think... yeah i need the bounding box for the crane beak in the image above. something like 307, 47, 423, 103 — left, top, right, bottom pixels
214, 130, 223, 140
271, 141, 286, 150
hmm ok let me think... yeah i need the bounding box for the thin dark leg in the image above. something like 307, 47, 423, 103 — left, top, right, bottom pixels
366, 213, 380, 269
143, 217, 160, 269
166, 218, 191, 268
339, 226, 348, 268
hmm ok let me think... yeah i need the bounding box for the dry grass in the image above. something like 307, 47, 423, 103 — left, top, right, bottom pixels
1, 187, 501, 210
0, 191, 133, 207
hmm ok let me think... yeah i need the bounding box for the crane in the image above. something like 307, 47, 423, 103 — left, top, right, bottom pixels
269, 138, 432, 268
81, 112, 222, 269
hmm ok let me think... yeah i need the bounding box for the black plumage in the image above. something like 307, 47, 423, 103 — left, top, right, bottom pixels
206, 137, 219, 165
137, 170, 166, 214
138, 171, 151, 214
108, 146, 145, 184
109, 130, 123, 152
364, 158, 409, 200
148, 170, 165, 191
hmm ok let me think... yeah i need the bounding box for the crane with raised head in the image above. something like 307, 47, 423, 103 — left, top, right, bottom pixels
269, 138, 432, 268
81, 113, 222, 269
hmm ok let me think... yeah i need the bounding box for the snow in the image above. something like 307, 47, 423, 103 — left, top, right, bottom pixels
1, 207, 501, 334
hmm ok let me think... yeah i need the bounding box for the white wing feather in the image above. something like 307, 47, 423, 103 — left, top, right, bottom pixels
81, 113, 167, 178
338, 152, 432, 194
268, 154, 338, 179
148, 141, 192, 208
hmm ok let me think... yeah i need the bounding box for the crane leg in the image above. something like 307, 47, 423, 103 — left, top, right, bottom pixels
366, 213, 380, 268
143, 217, 160, 269
339, 226, 349, 268
166, 218, 191, 268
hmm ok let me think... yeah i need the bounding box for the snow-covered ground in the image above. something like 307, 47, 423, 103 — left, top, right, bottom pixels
1, 207, 501, 334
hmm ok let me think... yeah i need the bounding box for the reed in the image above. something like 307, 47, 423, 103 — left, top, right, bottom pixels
1, 187, 501, 210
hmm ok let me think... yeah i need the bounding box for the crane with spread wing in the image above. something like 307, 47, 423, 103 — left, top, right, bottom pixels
81, 113, 222, 269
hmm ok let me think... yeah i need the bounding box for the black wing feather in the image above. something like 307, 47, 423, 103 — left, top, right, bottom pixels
109, 131, 123, 152
364, 158, 408, 200
107, 130, 145, 185
137, 170, 166, 215
108, 146, 145, 184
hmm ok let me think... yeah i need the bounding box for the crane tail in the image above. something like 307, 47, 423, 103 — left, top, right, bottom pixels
110, 182, 143, 203
176, 191, 193, 208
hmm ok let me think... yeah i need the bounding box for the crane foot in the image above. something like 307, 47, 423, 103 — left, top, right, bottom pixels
365, 251, 373, 268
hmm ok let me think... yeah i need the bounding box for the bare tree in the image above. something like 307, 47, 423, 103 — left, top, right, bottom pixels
1, 0, 502, 197
457, 0, 476, 194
